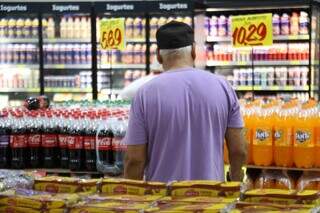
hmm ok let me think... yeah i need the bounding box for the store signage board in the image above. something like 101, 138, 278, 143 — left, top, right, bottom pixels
41, 2, 92, 13
95, 1, 146, 13
0, 2, 38, 13
100, 18, 126, 51
231, 13, 273, 48
151, 1, 193, 12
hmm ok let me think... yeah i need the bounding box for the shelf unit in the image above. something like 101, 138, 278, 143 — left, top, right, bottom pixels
203, 0, 320, 99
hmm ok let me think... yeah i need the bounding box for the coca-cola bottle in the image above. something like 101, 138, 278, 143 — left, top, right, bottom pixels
28, 113, 42, 168
0, 113, 10, 168
98, 123, 114, 165
68, 116, 84, 171
112, 118, 127, 170
41, 113, 58, 168
10, 114, 28, 169
58, 114, 69, 169
84, 116, 96, 171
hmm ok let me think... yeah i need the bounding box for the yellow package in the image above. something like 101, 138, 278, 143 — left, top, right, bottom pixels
145, 203, 228, 213
156, 196, 236, 205
70, 201, 152, 213
219, 182, 241, 198
34, 176, 98, 193
0, 206, 65, 213
243, 189, 320, 205
101, 178, 167, 195
230, 201, 313, 213
170, 180, 221, 197
86, 194, 164, 203
0, 189, 80, 209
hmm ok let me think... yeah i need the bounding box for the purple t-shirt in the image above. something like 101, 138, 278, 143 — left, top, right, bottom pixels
125, 67, 243, 182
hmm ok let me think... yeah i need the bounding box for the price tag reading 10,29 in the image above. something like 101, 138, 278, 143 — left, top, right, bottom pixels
100, 18, 125, 51
231, 13, 273, 47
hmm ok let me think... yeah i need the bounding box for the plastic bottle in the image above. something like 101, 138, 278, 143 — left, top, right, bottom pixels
10, 113, 27, 169
23, 18, 32, 38
84, 115, 97, 171
252, 103, 274, 166
97, 121, 114, 166
314, 106, 320, 167
299, 12, 309, 35
41, 113, 58, 168
125, 17, 134, 39
280, 13, 290, 35
0, 112, 10, 168
42, 18, 48, 38
273, 103, 294, 167
112, 118, 127, 169
293, 101, 316, 168
60, 17, 67, 38
7, 18, 16, 38
290, 12, 299, 35
28, 113, 42, 168
68, 115, 83, 171
58, 114, 69, 169
243, 103, 254, 164
47, 17, 55, 39
16, 18, 24, 38
272, 14, 280, 36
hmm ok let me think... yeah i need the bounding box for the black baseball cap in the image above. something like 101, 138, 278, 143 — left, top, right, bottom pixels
156, 21, 194, 50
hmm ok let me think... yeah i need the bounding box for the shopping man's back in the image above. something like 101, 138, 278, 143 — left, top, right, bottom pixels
126, 67, 243, 182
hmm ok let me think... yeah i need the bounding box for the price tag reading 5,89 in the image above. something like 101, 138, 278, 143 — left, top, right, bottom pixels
231, 13, 273, 48
100, 18, 125, 50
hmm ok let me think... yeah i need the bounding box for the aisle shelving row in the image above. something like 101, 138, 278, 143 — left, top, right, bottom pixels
207, 60, 310, 67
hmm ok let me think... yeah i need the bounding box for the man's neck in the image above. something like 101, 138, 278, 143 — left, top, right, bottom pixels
163, 63, 194, 72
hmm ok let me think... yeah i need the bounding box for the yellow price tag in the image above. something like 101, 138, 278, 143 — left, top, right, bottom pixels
100, 18, 125, 50
231, 13, 273, 48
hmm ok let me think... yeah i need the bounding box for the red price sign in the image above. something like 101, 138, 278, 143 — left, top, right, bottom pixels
100, 18, 125, 50
231, 13, 273, 47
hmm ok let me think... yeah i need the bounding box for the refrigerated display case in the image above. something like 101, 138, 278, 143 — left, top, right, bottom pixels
203, 0, 320, 101
0, 2, 40, 107
41, 2, 94, 102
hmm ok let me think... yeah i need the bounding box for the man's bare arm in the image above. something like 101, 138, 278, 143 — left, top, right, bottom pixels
124, 144, 147, 180
225, 127, 247, 181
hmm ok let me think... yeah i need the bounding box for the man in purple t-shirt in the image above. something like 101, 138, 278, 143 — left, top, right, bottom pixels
124, 21, 247, 182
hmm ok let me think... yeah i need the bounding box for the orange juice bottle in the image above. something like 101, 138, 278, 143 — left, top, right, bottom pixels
242, 103, 254, 164
293, 103, 316, 168
273, 103, 294, 167
252, 104, 274, 166
314, 110, 320, 167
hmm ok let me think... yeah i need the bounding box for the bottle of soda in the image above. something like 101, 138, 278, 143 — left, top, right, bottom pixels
41, 112, 58, 168
28, 112, 42, 168
68, 115, 83, 171
112, 118, 127, 170
10, 113, 28, 169
84, 115, 96, 171
0, 112, 11, 168
98, 121, 114, 166
58, 114, 69, 169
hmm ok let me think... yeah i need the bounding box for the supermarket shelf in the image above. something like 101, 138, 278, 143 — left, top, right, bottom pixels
0, 64, 39, 69
44, 38, 91, 43
44, 64, 91, 69
246, 165, 320, 172
235, 85, 309, 91
45, 88, 91, 93
207, 34, 310, 43
98, 64, 146, 69
0, 88, 39, 93
0, 38, 38, 43
25, 168, 103, 175
206, 60, 309, 67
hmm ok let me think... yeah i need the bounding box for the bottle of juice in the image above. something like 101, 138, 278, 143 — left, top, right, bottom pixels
273, 103, 294, 167
243, 103, 254, 164
313, 105, 320, 167
252, 103, 274, 166
293, 102, 316, 168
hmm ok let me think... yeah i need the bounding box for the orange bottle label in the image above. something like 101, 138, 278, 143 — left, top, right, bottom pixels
274, 127, 292, 146
294, 128, 313, 147
253, 128, 272, 145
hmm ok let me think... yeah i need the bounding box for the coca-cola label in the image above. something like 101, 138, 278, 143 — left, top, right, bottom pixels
10, 135, 28, 148
98, 137, 112, 151
0, 135, 10, 147
58, 134, 68, 149
112, 137, 127, 151
84, 136, 95, 150
41, 134, 57, 148
28, 134, 41, 148
68, 136, 83, 150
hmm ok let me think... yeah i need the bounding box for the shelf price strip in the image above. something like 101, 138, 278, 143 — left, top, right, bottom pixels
231, 13, 273, 47
100, 18, 125, 51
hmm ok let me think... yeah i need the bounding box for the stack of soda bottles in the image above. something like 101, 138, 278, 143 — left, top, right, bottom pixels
0, 100, 129, 175
225, 98, 320, 169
